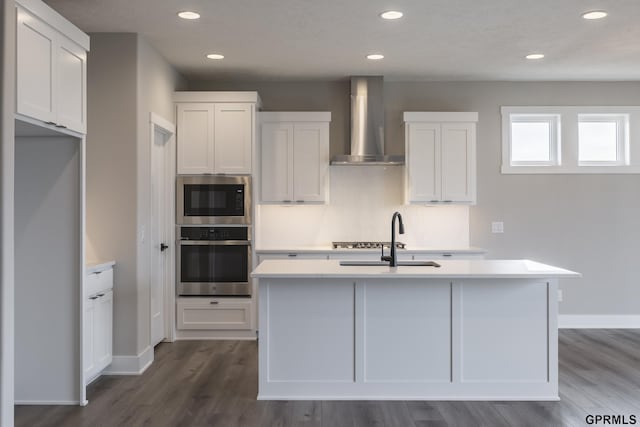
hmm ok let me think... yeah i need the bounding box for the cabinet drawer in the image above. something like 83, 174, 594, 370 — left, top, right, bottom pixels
259, 253, 329, 262
86, 268, 113, 296
177, 298, 252, 330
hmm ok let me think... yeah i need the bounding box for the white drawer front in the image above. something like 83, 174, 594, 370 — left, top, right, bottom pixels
177, 298, 252, 330
86, 268, 113, 296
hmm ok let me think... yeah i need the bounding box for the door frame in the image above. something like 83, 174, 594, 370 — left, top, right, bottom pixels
149, 112, 176, 343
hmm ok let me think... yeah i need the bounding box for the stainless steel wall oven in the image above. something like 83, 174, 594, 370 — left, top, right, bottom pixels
177, 226, 252, 296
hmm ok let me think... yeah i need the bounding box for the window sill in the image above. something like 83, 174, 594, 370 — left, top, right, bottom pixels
501, 165, 640, 174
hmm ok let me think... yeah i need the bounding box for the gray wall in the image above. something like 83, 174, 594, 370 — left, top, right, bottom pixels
15, 136, 80, 403
191, 79, 640, 316
0, 0, 15, 422
86, 33, 139, 356
87, 33, 185, 358
135, 36, 186, 353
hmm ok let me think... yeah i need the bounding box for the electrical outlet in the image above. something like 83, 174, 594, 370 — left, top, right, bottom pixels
558, 289, 563, 302
491, 221, 504, 233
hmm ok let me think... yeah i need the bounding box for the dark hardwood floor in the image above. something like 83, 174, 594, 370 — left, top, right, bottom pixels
15, 329, 640, 426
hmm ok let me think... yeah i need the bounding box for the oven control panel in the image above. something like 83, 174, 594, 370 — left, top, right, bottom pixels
180, 226, 249, 241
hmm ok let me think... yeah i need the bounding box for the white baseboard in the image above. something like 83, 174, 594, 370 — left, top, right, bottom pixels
15, 400, 80, 405
559, 315, 640, 329
102, 346, 154, 375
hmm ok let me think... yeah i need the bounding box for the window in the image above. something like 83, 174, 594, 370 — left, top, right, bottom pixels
509, 114, 560, 166
501, 106, 640, 174
578, 114, 628, 165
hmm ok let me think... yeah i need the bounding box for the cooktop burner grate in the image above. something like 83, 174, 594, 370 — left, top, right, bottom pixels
332, 241, 406, 250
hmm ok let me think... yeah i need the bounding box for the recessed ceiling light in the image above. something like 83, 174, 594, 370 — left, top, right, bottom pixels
177, 11, 200, 20
380, 10, 403, 20
206, 53, 225, 60
581, 10, 608, 20
525, 53, 545, 60
366, 54, 384, 60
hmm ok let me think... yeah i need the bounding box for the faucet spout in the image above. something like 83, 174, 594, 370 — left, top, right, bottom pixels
381, 211, 404, 267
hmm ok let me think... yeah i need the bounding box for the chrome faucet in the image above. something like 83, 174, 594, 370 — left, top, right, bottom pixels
381, 211, 405, 267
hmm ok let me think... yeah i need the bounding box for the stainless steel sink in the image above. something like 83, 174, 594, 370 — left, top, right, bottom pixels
339, 260, 441, 267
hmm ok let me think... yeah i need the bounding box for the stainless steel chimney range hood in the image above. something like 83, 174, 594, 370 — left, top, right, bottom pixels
331, 76, 404, 166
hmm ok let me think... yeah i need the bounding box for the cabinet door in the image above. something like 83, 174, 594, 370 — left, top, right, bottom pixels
177, 103, 215, 174
16, 7, 56, 124
293, 123, 329, 202
83, 298, 96, 382
55, 36, 87, 133
214, 103, 253, 174
261, 123, 294, 202
94, 290, 113, 371
406, 123, 441, 203
441, 123, 475, 203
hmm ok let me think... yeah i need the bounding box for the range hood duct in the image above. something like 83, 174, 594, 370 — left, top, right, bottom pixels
331, 76, 404, 165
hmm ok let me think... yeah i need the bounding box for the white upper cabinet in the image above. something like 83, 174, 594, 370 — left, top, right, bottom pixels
260, 112, 330, 204
176, 103, 215, 174
214, 103, 253, 174
261, 122, 294, 202
174, 92, 259, 175
404, 112, 477, 205
16, 3, 89, 134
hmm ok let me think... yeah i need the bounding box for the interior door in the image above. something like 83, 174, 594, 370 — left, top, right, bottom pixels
150, 123, 174, 346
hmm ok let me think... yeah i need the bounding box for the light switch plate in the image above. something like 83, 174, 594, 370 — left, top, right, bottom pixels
491, 221, 504, 233
558, 289, 563, 302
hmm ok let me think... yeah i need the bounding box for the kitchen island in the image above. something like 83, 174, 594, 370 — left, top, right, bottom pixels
251, 259, 579, 401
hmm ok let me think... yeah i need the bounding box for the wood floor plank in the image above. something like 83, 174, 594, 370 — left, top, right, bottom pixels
14, 330, 640, 427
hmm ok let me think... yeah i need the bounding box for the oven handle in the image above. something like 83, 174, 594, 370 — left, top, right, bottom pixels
178, 240, 251, 246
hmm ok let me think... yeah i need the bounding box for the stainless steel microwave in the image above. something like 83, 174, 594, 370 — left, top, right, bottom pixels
176, 175, 251, 225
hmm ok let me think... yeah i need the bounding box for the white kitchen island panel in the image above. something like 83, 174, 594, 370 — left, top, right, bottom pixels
263, 280, 355, 382
254, 259, 578, 400
458, 280, 551, 384
361, 281, 451, 383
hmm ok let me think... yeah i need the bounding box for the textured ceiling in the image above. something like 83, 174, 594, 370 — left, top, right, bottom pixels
43, 0, 640, 82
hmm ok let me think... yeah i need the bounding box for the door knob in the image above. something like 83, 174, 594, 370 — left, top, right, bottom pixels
160, 243, 169, 252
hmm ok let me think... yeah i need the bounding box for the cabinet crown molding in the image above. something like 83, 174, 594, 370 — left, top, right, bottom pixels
173, 91, 261, 105
16, 0, 90, 50
260, 112, 331, 123
403, 112, 478, 123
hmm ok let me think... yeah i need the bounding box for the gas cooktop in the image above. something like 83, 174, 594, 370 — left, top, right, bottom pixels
332, 241, 406, 250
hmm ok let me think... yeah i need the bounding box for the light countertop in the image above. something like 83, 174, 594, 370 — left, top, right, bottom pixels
255, 246, 487, 255
251, 259, 580, 279
86, 260, 115, 274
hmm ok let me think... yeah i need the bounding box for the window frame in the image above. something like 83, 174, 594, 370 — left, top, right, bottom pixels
501, 106, 640, 174
508, 114, 561, 167
577, 114, 628, 166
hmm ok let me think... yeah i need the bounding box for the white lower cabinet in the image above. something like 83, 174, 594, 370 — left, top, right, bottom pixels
177, 297, 253, 330
84, 269, 113, 384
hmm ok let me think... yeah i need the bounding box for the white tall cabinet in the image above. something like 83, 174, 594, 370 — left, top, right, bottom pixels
174, 93, 260, 175
404, 112, 478, 204
260, 112, 331, 204
16, 0, 88, 133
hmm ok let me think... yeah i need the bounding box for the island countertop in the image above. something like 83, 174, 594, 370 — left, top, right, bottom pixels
251, 259, 580, 279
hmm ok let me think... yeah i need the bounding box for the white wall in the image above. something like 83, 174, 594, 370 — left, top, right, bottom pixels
257, 166, 469, 248
0, 0, 15, 422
